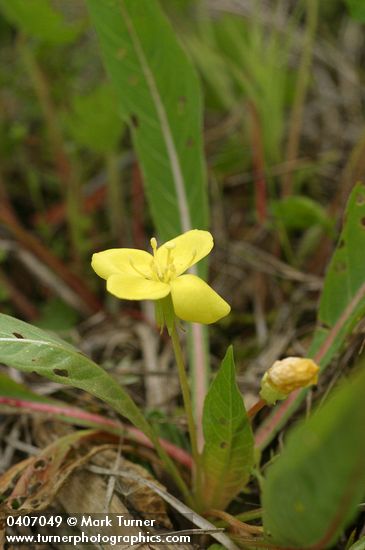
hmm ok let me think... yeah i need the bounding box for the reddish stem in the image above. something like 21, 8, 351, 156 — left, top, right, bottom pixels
0, 396, 193, 469
248, 398, 266, 420
255, 280, 365, 449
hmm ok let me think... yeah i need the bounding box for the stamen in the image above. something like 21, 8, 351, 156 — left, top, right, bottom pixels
150, 237, 158, 257
150, 259, 163, 281
129, 258, 149, 279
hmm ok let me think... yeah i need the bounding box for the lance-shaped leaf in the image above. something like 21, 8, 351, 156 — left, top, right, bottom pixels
262, 361, 365, 548
86, 0, 208, 240
202, 346, 254, 510
0, 314, 151, 435
0, 314, 190, 499
87, 0, 211, 438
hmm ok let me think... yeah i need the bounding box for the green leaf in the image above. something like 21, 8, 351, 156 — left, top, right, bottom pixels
202, 346, 254, 510
256, 183, 365, 449
86, 0, 210, 438
0, 313, 152, 437
86, 0, 208, 240
262, 362, 365, 548
0, 0, 80, 44
0, 372, 52, 403
349, 538, 365, 550
36, 298, 79, 331
311, 182, 365, 362
64, 85, 124, 154
271, 195, 333, 232
0, 314, 190, 501
346, 0, 365, 22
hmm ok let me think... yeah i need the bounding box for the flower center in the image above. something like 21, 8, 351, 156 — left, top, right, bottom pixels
150, 237, 177, 283
128, 238, 197, 283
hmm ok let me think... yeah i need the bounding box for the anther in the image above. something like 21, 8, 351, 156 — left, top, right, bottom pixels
150, 237, 158, 256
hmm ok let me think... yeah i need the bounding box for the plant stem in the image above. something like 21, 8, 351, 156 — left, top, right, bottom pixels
147, 428, 194, 507
170, 320, 202, 507
248, 398, 267, 420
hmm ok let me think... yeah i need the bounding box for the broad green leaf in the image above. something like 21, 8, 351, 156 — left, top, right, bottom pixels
256, 183, 365, 449
0, 0, 80, 44
87, 0, 208, 241
64, 85, 124, 154
202, 346, 254, 510
0, 313, 152, 438
271, 195, 333, 232
346, 0, 365, 22
262, 362, 365, 548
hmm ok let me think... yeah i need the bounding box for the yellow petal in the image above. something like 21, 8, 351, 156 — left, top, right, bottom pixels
170, 274, 230, 324
156, 230, 213, 276
106, 274, 170, 300
91, 249, 153, 280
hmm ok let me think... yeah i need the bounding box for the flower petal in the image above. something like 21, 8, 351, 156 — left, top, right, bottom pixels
91, 249, 153, 280
106, 274, 170, 300
170, 274, 230, 324
156, 230, 213, 276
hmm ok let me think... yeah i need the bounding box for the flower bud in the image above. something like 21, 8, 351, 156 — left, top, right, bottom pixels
260, 357, 319, 404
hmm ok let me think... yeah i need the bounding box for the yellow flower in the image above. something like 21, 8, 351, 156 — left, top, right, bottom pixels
91, 229, 230, 324
260, 357, 319, 404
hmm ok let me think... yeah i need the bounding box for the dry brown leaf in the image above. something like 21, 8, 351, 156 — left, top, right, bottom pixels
92, 449, 172, 529
0, 429, 115, 516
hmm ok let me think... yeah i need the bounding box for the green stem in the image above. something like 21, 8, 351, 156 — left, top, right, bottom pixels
170, 320, 203, 508
147, 427, 194, 507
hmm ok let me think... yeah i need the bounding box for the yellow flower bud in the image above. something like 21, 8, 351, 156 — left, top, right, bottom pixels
260, 357, 319, 404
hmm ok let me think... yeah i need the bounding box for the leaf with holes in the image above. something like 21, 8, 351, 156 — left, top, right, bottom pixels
0, 313, 153, 439
262, 360, 365, 548
0, 314, 190, 500
86, 0, 208, 241
202, 346, 254, 510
